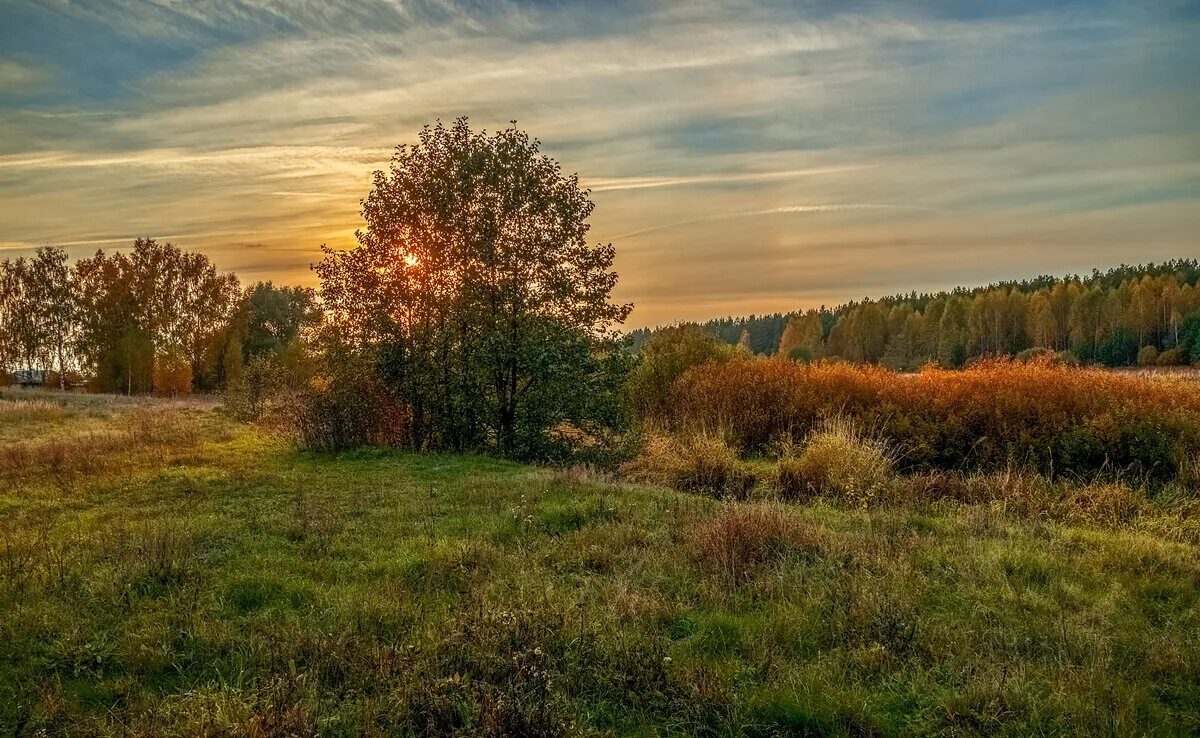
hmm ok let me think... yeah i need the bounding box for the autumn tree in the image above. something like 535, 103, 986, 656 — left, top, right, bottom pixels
316, 118, 631, 457
74, 239, 240, 393
0, 257, 43, 378
26, 248, 76, 388
626, 323, 733, 419
74, 249, 151, 393
778, 311, 823, 361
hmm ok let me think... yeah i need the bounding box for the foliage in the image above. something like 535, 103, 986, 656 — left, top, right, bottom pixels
151, 353, 192, 396
659, 357, 1200, 481
239, 281, 320, 360
1156, 347, 1186, 366
314, 119, 631, 459
72, 238, 242, 393
1182, 311, 1200, 363
624, 323, 732, 420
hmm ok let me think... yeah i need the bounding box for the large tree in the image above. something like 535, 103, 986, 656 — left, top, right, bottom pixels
316, 118, 631, 457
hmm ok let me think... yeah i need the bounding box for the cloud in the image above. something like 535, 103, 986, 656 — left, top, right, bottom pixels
0, 59, 47, 91
613, 202, 923, 240
0, 0, 1196, 327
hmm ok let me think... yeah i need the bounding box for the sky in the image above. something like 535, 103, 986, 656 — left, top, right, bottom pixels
0, 1, 1197, 328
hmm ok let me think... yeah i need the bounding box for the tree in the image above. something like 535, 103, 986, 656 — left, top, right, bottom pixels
778, 312, 823, 359
627, 323, 733, 419
74, 239, 240, 393
74, 249, 153, 394
937, 297, 969, 368
315, 118, 631, 457
27, 247, 76, 388
242, 282, 320, 360
1180, 311, 1200, 364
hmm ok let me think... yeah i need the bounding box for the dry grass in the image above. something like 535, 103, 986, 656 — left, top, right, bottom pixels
620, 433, 754, 500
690, 504, 822, 582
1060, 481, 1145, 526
0, 392, 217, 491
775, 417, 896, 506
0, 397, 68, 424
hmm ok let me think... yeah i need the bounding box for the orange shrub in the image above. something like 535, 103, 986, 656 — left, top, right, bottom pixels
658, 357, 1200, 481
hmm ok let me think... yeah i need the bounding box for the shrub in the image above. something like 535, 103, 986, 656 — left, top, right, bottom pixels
626, 324, 733, 421
289, 374, 407, 453
1156, 348, 1186, 366
777, 418, 895, 506
691, 504, 821, 581
1057, 350, 1081, 367
661, 358, 1200, 482
1137, 345, 1159, 366
223, 354, 277, 421
621, 434, 754, 499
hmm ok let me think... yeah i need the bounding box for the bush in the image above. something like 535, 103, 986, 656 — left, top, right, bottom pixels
1137, 345, 1159, 366
626, 324, 733, 421
776, 418, 895, 506
224, 344, 321, 424
621, 434, 754, 499
289, 375, 407, 453
1057, 350, 1081, 367
691, 504, 821, 581
661, 358, 1200, 482
1156, 348, 1186, 366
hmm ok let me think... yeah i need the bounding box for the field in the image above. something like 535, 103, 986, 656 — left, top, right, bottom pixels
1, 389, 1198, 736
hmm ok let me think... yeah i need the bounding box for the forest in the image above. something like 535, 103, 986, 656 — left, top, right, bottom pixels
629, 260, 1200, 369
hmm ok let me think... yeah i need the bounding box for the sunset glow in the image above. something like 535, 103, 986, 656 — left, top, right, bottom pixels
1, 1, 1197, 327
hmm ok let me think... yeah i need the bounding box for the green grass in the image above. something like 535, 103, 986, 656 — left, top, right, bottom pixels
1, 391, 1197, 736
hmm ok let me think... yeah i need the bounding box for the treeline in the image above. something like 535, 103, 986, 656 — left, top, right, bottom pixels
629, 260, 1200, 368
0, 239, 318, 393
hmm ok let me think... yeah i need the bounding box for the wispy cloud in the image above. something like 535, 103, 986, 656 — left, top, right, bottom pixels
0, 0, 1197, 326
613, 202, 925, 239
585, 165, 869, 192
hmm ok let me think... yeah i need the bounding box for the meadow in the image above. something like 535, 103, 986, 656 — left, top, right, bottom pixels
1, 383, 1198, 736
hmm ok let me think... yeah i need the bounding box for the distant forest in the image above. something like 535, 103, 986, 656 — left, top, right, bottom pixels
628, 260, 1200, 368
0, 239, 318, 393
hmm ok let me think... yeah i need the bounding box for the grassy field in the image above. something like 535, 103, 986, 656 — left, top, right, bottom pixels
1, 390, 1198, 736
